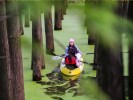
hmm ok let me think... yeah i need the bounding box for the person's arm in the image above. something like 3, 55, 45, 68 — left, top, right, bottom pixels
75, 45, 82, 54
65, 46, 69, 56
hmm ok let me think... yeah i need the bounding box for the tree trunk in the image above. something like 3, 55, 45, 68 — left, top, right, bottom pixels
61, 7, 64, 20
84, 0, 88, 26
88, 30, 95, 45
128, 37, 133, 100
87, 0, 96, 45
0, 1, 12, 100
63, 0, 68, 15
127, 1, 133, 100
93, 38, 98, 70
97, 39, 124, 100
96, 1, 125, 100
6, 1, 25, 100
31, 3, 45, 81
44, 3, 54, 54
20, 14, 24, 35
60, 0, 64, 20
122, 0, 129, 18
24, 6, 30, 27
122, 0, 129, 34
18, 2, 24, 35
54, 0, 62, 30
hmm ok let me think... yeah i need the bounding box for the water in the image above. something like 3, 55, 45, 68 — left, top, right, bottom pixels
36, 67, 86, 99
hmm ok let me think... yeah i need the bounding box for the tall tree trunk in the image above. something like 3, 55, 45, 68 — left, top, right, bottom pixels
122, 0, 129, 34
20, 14, 24, 35
6, 1, 25, 100
128, 35, 133, 100
96, 1, 125, 100
60, 0, 64, 20
18, 2, 24, 35
127, 1, 133, 100
84, 0, 88, 26
54, 0, 62, 30
88, 30, 95, 45
0, 1, 12, 100
87, 0, 96, 45
45, 2, 54, 54
97, 39, 124, 100
24, 6, 30, 27
63, 0, 68, 15
31, 3, 45, 81
93, 38, 98, 70
122, 0, 129, 19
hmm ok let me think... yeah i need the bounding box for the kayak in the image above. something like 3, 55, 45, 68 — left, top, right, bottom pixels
60, 58, 84, 80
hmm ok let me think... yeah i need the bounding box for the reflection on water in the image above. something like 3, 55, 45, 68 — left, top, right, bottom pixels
36, 67, 87, 99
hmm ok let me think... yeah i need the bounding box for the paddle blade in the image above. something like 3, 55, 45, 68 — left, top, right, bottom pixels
52, 56, 63, 60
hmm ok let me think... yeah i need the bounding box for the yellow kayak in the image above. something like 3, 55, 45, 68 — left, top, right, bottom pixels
60, 58, 84, 80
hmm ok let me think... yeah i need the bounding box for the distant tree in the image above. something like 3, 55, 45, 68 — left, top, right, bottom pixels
0, 1, 12, 100
61, 0, 64, 20
85, 0, 96, 45
93, 38, 98, 70
127, 1, 133, 100
31, 2, 45, 81
6, 1, 25, 100
63, 0, 68, 15
122, 0, 129, 18
18, 2, 24, 35
44, 1, 55, 54
19, 14, 24, 35
54, 0, 62, 30
24, 5, 30, 27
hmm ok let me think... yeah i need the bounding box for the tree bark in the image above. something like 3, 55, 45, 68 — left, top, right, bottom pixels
93, 38, 98, 70
6, 1, 25, 100
88, 30, 95, 45
63, 0, 68, 15
31, 3, 45, 81
122, 0, 129, 34
60, 0, 64, 20
128, 37, 133, 100
97, 39, 124, 100
0, 1, 13, 100
44, 3, 54, 54
87, 0, 96, 45
122, 0, 129, 18
96, 1, 125, 100
127, 1, 133, 100
54, 0, 62, 30
20, 14, 24, 35
24, 6, 30, 27
18, 2, 24, 35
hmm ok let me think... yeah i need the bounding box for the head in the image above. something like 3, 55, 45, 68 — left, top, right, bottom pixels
69, 38, 75, 46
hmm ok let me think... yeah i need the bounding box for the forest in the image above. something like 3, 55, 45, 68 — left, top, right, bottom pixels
0, 0, 133, 100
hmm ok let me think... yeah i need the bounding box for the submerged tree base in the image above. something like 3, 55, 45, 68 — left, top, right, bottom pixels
54, 27, 62, 30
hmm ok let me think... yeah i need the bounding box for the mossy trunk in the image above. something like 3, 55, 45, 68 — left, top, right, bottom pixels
6, 1, 25, 100
45, 2, 54, 54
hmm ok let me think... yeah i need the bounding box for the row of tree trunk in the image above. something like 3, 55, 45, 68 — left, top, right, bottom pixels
85, 0, 133, 100
0, 0, 24, 100
31, 0, 68, 81
0, 0, 69, 99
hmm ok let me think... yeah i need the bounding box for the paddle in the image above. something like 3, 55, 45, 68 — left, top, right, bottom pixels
52, 54, 91, 65
52, 53, 94, 60
52, 54, 65, 60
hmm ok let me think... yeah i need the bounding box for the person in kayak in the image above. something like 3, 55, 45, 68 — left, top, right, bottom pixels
65, 38, 82, 67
